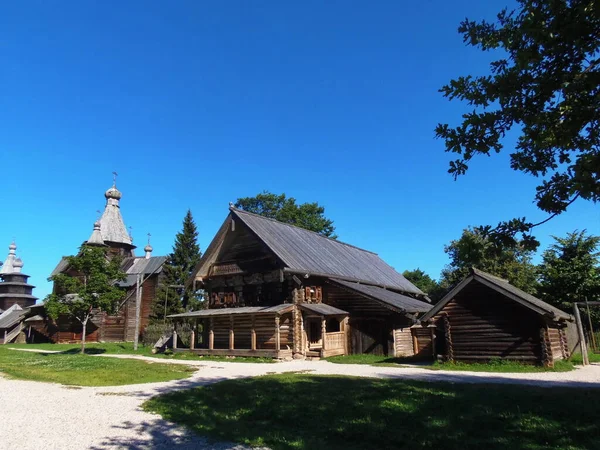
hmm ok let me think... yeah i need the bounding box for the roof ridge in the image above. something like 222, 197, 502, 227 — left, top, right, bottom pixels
471, 267, 509, 283
230, 207, 378, 255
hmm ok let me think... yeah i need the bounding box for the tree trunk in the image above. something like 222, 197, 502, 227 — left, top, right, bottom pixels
81, 317, 88, 355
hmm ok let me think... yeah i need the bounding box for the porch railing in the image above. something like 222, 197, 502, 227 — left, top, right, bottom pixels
325, 331, 345, 350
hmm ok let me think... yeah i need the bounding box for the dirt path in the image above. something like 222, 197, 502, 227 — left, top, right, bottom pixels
2, 352, 600, 449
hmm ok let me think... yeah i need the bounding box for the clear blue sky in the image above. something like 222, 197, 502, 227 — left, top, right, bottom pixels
1, 1, 598, 300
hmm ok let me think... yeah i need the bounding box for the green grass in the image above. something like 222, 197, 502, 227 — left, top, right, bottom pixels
6, 342, 275, 363
571, 351, 600, 364
0, 346, 194, 386
326, 353, 420, 367
326, 354, 577, 372
143, 374, 600, 450
430, 359, 576, 372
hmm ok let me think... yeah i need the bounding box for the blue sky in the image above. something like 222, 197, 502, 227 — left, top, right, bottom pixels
1, 1, 598, 299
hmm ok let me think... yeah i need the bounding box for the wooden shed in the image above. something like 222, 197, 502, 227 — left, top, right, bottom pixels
414, 268, 572, 367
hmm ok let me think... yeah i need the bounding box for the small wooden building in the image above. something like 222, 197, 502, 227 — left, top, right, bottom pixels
414, 268, 572, 366
170, 206, 432, 359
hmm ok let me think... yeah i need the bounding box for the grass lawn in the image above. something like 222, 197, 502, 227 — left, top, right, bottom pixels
143, 374, 600, 450
326, 354, 577, 372
6, 342, 275, 363
0, 346, 194, 386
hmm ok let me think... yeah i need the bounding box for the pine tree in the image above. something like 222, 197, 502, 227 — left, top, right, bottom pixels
538, 230, 600, 311
151, 210, 203, 322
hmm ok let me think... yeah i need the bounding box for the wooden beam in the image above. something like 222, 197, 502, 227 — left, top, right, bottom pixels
573, 304, 589, 365
275, 316, 281, 352
190, 328, 196, 350
429, 326, 436, 359
251, 315, 257, 351
300, 310, 305, 355
343, 317, 349, 355
575, 301, 600, 306
321, 316, 327, 352
229, 315, 235, 350
209, 317, 214, 351
173, 348, 292, 358
172, 328, 177, 350
412, 332, 418, 356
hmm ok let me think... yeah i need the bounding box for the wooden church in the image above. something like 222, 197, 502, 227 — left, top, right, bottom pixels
0, 242, 42, 344
36, 180, 167, 343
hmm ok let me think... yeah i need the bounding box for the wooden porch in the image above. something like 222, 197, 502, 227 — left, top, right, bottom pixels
300, 303, 349, 358
169, 304, 295, 359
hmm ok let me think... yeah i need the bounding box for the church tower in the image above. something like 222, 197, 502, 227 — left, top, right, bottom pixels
90, 175, 136, 257
0, 242, 37, 310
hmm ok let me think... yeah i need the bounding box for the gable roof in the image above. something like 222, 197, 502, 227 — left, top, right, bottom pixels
328, 278, 432, 314
51, 255, 166, 286
168, 304, 293, 318
0, 304, 26, 329
300, 303, 349, 316
420, 268, 572, 322
190, 207, 424, 296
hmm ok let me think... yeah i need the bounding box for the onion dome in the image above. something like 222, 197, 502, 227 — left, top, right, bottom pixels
87, 221, 105, 246
144, 243, 153, 259
0, 242, 17, 274
105, 185, 122, 201
13, 257, 23, 273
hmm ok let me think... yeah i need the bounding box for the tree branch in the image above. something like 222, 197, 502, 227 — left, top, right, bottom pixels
530, 193, 581, 229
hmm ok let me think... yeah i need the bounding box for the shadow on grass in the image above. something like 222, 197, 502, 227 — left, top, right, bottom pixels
138, 374, 600, 450
90, 419, 243, 450
58, 348, 107, 355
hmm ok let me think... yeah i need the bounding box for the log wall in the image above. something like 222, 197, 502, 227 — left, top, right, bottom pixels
202, 312, 292, 351
415, 281, 570, 364
393, 328, 414, 357
325, 283, 414, 356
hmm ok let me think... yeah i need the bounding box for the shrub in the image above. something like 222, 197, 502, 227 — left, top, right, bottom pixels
142, 323, 173, 347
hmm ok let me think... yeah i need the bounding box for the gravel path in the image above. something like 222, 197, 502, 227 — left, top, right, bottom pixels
2, 353, 600, 449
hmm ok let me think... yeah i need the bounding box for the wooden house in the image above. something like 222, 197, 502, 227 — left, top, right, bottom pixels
413, 268, 573, 366
41, 181, 167, 343
169, 206, 432, 359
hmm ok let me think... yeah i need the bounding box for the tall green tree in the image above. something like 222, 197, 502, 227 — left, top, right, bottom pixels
441, 227, 539, 293
538, 230, 600, 311
235, 191, 336, 238
436, 0, 600, 249
46, 245, 126, 354
152, 210, 203, 321
402, 268, 445, 302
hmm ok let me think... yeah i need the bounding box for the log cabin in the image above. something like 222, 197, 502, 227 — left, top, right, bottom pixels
169, 206, 432, 359
413, 268, 573, 367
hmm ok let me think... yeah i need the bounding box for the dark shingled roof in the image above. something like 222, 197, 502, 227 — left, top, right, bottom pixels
329, 278, 432, 314
168, 304, 293, 318
300, 303, 348, 316
0, 305, 27, 329
52, 256, 167, 286
222, 208, 423, 295
421, 268, 572, 322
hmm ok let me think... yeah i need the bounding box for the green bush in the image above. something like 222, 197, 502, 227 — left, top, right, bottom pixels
142, 323, 173, 347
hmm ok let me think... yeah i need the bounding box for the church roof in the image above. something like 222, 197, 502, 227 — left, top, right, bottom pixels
0, 242, 18, 275
99, 183, 133, 246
